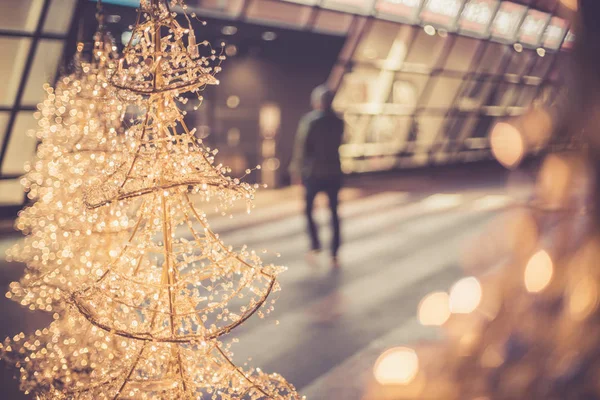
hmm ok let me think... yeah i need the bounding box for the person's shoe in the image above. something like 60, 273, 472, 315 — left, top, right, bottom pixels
331, 256, 341, 269
305, 249, 321, 265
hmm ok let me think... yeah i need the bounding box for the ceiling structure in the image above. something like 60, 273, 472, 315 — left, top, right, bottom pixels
0, 0, 575, 211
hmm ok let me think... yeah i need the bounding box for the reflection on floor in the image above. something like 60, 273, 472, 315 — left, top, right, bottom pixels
0, 165, 533, 399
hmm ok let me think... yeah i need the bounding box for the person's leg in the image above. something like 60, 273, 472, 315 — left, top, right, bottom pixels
304, 181, 321, 252
326, 181, 341, 259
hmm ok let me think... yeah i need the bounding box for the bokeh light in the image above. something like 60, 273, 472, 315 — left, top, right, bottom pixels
449, 277, 482, 314
418, 292, 451, 326
226, 95, 240, 108
520, 108, 553, 149
225, 44, 238, 57
221, 25, 238, 35
490, 122, 524, 169
537, 154, 573, 207
569, 277, 598, 320
373, 347, 419, 386
262, 31, 277, 41
524, 250, 553, 293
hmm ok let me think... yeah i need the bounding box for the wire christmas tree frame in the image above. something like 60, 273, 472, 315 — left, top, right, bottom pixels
2, 0, 302, 398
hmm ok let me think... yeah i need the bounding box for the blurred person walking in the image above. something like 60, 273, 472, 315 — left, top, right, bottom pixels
289, 85, 344, 268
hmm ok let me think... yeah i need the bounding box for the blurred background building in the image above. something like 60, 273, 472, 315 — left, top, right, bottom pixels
0, 0, 577, 217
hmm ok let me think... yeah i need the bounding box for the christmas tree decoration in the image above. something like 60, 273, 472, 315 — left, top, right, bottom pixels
3, 309, 299, 399
4, 12, 132, 314
3, 0, 301, 398
66, 0, 300, 396
71, 0, 279, 344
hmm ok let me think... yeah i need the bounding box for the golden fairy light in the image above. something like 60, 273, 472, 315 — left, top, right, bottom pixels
4, 22, 129, 313
72, 0, 281, 345
569, 276, 598, 320
2, 310, 298, 399
449, 277, 482, 314
3, 0, 301, 398
524, 249, 553, 293
418, 291, 451, 326
490, 122, 525, 169
373, 347, 419, 386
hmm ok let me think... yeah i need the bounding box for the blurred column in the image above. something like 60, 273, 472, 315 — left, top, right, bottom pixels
259, 102, 281, 188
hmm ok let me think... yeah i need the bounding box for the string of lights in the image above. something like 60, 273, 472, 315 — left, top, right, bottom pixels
2, 0, 302, 398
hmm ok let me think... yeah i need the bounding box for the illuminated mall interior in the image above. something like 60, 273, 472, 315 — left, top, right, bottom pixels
0, 0, 598, 399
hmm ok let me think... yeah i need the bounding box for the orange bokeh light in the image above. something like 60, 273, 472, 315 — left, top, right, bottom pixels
490, 122, 524, 169
418, 292, 451, 326
524, 250, 553, 293
373, 347, 419, 386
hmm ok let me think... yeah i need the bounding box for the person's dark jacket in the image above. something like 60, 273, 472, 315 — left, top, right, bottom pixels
289, 109, 344, 181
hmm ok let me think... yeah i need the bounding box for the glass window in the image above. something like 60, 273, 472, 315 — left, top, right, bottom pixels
353, 21, 413, 63
0, 112, 9, 152
0, 0, 42, 33
420, 0, 465, 29
423, 76, 464, 108
341, 114, 371, 149
192, 0, 245, 16
43, 0, 76, 34
0, 179, 24, 205
447, 115, 481, 145
334, 67, 388, 110
543, 17, 568, 50
518, 9, 551, 47
246, 0, 312, 27
458, 0, 499, 38
456, 78, 495, 109
475, 42, 509, 75
439, 116, 462, 145
526, 52, 554, 78
404, 29, 449, 68
516, 85, 539, 107
470, 115, 496, 138
504, 49, 536, 76
0, 37, 31, 107
443, 37, 481, 72
313, 10, 353, 34
486, 82, 521, 107
376, 0, 423, 23
366, 115, 412, 145
490, 2, 528, 43
416, 115, 445, 148
1, 112, 38, 176
390, 72, 429, 107
321, 0, 376, 15
21, 39, 64, 106
281, 0, 319, 4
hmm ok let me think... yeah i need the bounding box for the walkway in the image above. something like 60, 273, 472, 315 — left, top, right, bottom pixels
0, 165, 532, 399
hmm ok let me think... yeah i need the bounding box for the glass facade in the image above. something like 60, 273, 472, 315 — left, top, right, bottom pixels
329, 0, 570, 173
0, 0, 572, 209
0, 0, 76, 208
